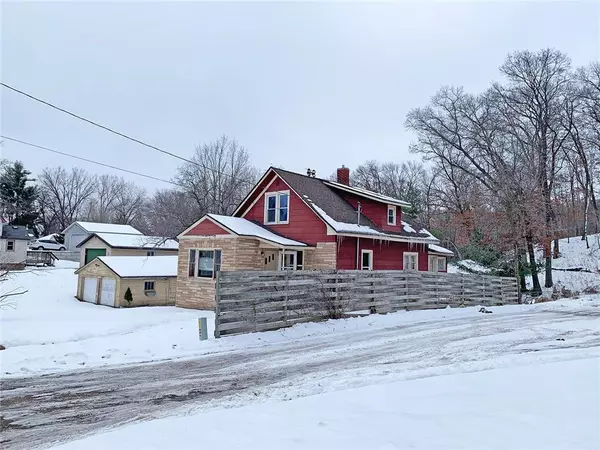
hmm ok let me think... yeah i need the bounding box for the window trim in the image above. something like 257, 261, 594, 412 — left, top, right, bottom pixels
188, 248, 222, 279
6, 240, 15, 252
361, 249, 373, 271
387, 205, 397, 226
403, 252, 419, 272
437, 257, 447, 272
144, 281, 155, 291
279, 250, 303, 270
264, 190, 290, 225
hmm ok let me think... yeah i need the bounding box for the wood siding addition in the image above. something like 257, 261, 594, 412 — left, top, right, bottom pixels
336, 237, 429, 271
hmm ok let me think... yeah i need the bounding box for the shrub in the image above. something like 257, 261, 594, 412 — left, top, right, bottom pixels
124, 287, 133, 306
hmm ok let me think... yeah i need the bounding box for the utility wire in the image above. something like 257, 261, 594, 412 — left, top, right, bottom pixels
0, 82, 251, 183
0, 135, 185, 188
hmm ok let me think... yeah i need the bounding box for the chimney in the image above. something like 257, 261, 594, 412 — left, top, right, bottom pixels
336, 165, 350, 185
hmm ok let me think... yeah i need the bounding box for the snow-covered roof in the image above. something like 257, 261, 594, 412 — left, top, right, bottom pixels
78, 233, 179, 249
208, 214, 307, 247
65, 221, 142, 235
429, 244, 454, 256
310, 204, 438, 244
97, 255, 178, 278
323, 180, 411, 207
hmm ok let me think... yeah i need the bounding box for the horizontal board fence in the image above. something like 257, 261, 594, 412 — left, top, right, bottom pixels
214, 270, 519, 337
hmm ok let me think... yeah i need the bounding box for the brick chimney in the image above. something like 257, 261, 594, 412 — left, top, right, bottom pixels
336, 165, 350, 185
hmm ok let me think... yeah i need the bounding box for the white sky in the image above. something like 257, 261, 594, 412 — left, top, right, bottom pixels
1, 1, 599, 190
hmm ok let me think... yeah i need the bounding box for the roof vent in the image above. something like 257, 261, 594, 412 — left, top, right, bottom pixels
306, 168, 316, 178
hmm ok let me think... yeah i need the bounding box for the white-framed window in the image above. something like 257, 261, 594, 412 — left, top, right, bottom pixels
361, 249, 373, 270
265, 191, 290, 224
437, 257, 447, 272
428, 255, 437, 272
146, 250, 155, 256
188, 248, 222, 279
6, 240, 15, 252
403, 252, 419, 271
387, 205, 396, 226
144, 281, 155, 291
279, 250, 303, 270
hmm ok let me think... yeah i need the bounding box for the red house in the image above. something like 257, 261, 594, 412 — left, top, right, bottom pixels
176, 166, 452, 309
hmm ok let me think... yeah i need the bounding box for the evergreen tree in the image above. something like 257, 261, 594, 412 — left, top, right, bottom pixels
0, 161, 39, 231
124, 287, 133, 306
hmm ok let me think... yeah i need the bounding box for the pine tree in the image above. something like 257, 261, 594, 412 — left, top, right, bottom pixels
0, 161, 39, 231
124, 287, 133, 306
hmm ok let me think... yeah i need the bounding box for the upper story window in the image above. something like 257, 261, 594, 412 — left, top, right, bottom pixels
387, 205, 396, 226
265, 191, 290, 224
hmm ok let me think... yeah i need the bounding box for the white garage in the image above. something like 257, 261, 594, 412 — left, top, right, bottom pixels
99, 278, 116, 307
82, 278, 98, 303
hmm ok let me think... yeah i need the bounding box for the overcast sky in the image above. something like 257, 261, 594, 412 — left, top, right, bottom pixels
1, 1, 599, 190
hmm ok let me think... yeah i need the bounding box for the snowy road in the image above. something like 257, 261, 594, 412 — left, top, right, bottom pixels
2, 308, 599, 450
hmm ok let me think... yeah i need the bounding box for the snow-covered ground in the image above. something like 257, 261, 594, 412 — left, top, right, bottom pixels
52, 356, 600, 450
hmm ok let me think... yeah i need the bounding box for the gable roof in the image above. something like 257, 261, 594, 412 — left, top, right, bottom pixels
76, 233, 179, 250
76, 255, 178, 278
323, 180, 411, 207
63, 221, 142, 235
270, 168, 437, 243
180, 214, 308, 248
1, 225, 30, 240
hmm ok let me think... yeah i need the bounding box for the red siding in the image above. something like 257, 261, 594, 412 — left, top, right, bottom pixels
185, 218, 231, 236
242, 176, 334, 246
339, 193, 403, 233
337, 237, 428, 271
235, 171, 277, 216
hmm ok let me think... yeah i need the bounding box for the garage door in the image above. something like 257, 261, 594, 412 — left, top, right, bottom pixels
83, 278, 98, 303
99, 278, 116, 307
85, 248, 107, 265
69, 233, 87, 250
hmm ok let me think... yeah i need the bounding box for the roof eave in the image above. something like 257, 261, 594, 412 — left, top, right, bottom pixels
335, 232, 439, 245
323, 181, 412, 208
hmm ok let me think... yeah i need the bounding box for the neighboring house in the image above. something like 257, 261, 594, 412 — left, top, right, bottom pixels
75, 255, 177, 307
77, 233, 179, 266
0, 224, 29, 270
176, 166, 453, 309
62, 221, 142, 251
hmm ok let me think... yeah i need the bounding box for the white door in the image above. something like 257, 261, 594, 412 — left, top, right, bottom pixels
99, 278, 116, 307
83, 277, 98, 303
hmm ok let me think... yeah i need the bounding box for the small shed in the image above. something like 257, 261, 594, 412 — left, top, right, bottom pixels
428, 244, 454, 272
0, 224, 30, 270
75, 255, 178, 307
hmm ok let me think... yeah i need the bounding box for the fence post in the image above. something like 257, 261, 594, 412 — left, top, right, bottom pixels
214, 271, 221, 338
284, 270, 289, 325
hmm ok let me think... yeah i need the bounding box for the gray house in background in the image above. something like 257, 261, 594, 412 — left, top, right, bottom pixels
0, 224, 30, 270
62, 221, 142, 252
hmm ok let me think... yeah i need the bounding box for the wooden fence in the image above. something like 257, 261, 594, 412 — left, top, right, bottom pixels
214, 270, 519, 337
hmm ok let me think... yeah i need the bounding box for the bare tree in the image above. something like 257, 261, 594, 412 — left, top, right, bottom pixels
38, 167, 96, 233
112, 181, 148, 228
84, 174, 122, 223
176, 135, 258, 216
146, 189, 202, 236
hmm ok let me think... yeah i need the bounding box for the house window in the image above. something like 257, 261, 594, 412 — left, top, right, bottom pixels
361, 250, 373, 270
188, 249, 222, 279
437, 257, 447, 272
146, 250, 155, 256
428, 255, 436, 272
280, 250, 303, 270
387, 205, 396, 226
265, 191, 290, 224
144, 281, 155, 291
6, 240, 15, 252
403, 252, 419, 271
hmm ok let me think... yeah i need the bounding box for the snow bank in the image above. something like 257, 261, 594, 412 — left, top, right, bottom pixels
51, 357, 600, 450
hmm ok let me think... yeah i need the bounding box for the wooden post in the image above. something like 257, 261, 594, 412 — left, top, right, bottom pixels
214, 271, 221, 338
284, 270, 289, 324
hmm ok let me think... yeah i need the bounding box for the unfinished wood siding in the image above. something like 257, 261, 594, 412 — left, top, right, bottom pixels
176, 236, 263, 310
119, 277, 174, 307
76, 261, 117, 301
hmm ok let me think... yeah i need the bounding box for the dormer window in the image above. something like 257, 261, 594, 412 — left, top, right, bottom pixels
387, 205, 396, 226
265, 191, 290, 224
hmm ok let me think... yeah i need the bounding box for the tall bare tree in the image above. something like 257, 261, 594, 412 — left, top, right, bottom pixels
38, 167, 96, 233
176, 135, 258, 216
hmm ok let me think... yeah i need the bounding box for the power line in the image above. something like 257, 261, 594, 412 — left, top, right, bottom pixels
0, 82, 250, 183
0, 135, 185, 188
